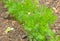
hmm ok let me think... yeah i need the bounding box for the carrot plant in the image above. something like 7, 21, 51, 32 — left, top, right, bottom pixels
3, 0, 57, 41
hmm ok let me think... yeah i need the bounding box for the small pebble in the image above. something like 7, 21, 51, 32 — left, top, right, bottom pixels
22, 34, 27, 39
46, 2, 50, 4
52, 7, 58, 13
52, 29, 56, 33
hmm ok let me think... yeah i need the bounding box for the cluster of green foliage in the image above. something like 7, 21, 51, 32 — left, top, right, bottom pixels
3, 0, 57, 41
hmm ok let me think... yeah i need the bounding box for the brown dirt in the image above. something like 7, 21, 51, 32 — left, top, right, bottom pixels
0, 0, 60, 41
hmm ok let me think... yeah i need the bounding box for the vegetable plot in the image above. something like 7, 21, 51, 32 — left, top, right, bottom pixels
3, 0, 57, 41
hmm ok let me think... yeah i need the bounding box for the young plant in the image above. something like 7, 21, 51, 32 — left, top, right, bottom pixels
3, 0, 57, 41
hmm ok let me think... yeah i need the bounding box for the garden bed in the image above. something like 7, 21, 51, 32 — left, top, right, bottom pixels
0, 0, 60, 41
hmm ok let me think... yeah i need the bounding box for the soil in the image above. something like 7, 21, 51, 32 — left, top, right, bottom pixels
0, 0, 60, 41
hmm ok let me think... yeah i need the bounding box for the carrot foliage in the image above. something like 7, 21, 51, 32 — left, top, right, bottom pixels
3, 0, 57, 41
